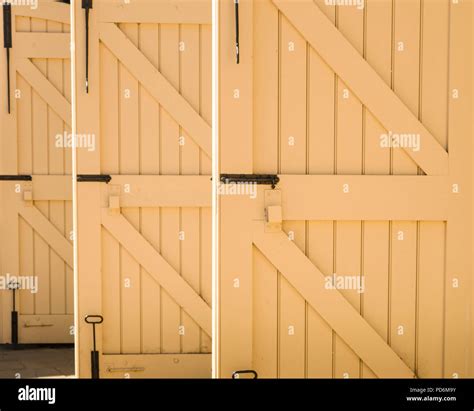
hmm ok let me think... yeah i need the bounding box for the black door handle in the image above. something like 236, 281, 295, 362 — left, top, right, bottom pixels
232, 369, 258, 379
85, 314, 103, 379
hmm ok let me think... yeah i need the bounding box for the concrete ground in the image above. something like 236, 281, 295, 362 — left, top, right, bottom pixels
0, 345, 74, 379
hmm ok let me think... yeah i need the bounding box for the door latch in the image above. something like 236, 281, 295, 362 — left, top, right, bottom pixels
82, 0, 93, 93
232, 369, 258, 379
234, 0, 240, 64
77, 174, 112, 183
220, 174, 279, 189
3, 2, 12, 113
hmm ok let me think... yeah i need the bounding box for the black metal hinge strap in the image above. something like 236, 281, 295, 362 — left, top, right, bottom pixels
220, 174, 280, 189
0, 175, 32, 181
77, 174, 111, 183
3, 3, 12, 114
82, 0, 93, 93
234, 0, 240, 64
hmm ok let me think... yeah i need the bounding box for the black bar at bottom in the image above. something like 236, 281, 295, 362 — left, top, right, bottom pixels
91, 350, 100, 379
11, 311, 18, 345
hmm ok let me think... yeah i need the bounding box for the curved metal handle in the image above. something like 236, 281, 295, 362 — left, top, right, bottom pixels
85, 315, 104, 324
232, 370, 258, 379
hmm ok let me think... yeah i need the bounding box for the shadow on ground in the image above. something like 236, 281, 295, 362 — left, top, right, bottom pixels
0, 345, 74, 378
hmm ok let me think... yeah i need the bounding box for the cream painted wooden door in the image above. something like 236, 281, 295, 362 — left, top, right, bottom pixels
217, 0, 472, 379
0, 0, 73, 344
74, 0, 212, 378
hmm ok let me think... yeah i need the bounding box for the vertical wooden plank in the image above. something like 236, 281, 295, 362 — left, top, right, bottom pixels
279, 12, 307, 378
63, 48, 72, 176
307, 222, 333, 378
138, 23, 161, 354
138, 23, 160, 176
119, 23, 141, 354
181, 205, 201, 353
334, 5, 364, 379
390, 0, 421, 375
218, 0, 253, 377
362, 222, 389, 378
180, 24, 201, 176
75, 0, 103, 376
180, 23, 202, 353
199, 23, 212, 175
219, 0, 252, 175
253, 247, 278, 377
361, 0, 392, 378
47, 20, 66, 316
200, 207, 212, 353
444, 0, 472, 379
307, 0, 336, 380
253, 0, 278, 174
101, 229, 121, 354
392, 0, 420, 173
29, 19, 50, 316
15, 16, 34, 326
99, 44, 119, 174
280, 16, 306, 175
49, 200, 66, 315
16, 16, 32, 176
199, 21, 212, 353
65, 201, 73, 315
31, 18, 49, 176
390, 221, 417, 370
252, 0, 279, 377
417, 0, 449, 378
364, 0, 391, 176
19, 217, 34, 315
160, 23, 181, 354
16, 73, 33, 175
334, 221, 362, 379
139, 207, 161, 354
160, 205, 181, 353
99, 38, 120, 355
307, 48, 335, 175
417, 222, 445, 377
30, 18, 50, 315
34, 222, 50, 314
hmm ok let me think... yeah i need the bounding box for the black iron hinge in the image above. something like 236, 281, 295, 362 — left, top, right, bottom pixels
77, 174, 112, 183
0, 175, 32, 181
82, 0, 93, 93
234, 0, 240, 64
220, 174, 280, 189
3, 2, 12, 114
